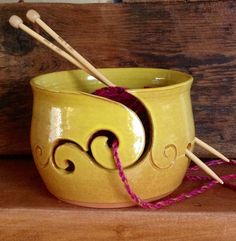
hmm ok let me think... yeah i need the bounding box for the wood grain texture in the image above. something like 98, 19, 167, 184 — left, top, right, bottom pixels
0, 2, 235, 157
0, 158, 236, 241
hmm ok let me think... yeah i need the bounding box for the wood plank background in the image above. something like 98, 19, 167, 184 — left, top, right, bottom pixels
0, 1, 235, 157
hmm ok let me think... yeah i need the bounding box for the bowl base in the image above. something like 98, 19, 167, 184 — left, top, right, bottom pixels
56, 186, 180, 208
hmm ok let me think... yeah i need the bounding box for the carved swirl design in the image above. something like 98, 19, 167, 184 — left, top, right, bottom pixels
34, 139, 178, 173
163, 144, 177, 167
51, 139, 82, 173
34, 134, 179, 174
51, 136, 117, 173
35, 145, 42, 159
151, 144, 177, 169
35, 129, 140, 173
34, 144, 49, 167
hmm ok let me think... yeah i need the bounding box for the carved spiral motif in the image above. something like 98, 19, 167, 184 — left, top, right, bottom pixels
35, 137, 178, 173
151, 144, 177, 169
163, 144, 177, 167
52, 139, 81, 173
51, 136, 116, 173
39, 128, 141, 173
34, 144, 49, 167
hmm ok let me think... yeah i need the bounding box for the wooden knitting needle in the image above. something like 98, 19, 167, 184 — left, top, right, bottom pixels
9, 16, 112, 87
26, 9, 115, 87
9, 16, 224, 185
9, 15, 88, 71
194, 137, 230, 162
185, 149, 224, 184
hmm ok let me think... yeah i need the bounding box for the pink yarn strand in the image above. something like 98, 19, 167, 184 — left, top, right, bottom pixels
111, 140, 236, 209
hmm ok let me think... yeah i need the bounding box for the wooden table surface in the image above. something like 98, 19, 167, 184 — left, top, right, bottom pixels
0, 158, 235, 241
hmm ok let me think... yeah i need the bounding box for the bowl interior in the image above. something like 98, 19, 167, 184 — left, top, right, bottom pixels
31, 68, 192, 94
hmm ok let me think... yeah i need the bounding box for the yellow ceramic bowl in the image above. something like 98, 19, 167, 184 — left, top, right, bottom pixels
30, 68, 195, 208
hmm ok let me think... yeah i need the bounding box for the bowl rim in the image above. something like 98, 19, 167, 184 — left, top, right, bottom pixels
30, 67, 193, 94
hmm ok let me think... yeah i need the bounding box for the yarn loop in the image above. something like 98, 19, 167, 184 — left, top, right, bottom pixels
94, 86, 236, 209
112, 139, 236, 209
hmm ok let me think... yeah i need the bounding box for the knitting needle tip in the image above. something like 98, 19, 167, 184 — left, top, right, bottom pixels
185, 149, 224, 184
9, 15, 23, 29
194, 137, 230, 163
26, 9, 41, 23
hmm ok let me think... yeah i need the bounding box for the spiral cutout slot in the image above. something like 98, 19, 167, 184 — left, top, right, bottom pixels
48, 122, 145, 173
88, 130, 119, 170
93, 86, 152, 160
44, 86, 150, 172
52, 139, 84, 173
65, 160, 75, 172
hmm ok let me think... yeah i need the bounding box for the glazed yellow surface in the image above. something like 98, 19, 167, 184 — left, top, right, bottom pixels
30, 68, 195, 207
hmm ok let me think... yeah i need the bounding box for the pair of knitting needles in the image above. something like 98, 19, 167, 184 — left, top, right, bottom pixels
9, 10, 114, 87
9, 10, 230, 184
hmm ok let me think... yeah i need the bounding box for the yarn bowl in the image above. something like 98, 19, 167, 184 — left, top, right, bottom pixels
30, 68, 195, 208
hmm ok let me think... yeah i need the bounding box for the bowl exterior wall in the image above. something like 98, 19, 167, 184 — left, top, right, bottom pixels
31, 69, 195, 207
